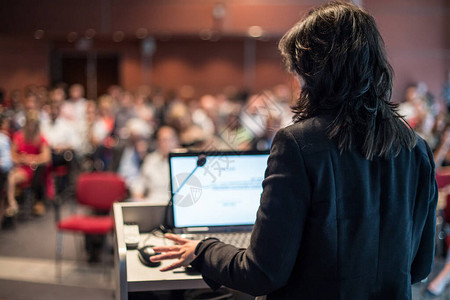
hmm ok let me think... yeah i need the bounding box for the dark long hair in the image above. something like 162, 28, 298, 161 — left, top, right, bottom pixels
278, 1, 416, 160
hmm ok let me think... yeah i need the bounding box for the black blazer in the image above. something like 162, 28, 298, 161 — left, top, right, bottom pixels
191, 114, 438, 300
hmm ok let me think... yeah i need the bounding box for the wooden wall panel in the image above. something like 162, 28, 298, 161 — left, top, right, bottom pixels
0, 0, 448, 103
0, 37, 49, 93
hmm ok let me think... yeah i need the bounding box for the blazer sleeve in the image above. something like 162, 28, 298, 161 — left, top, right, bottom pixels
190, 127, 311, 296
410, 142, 438, 284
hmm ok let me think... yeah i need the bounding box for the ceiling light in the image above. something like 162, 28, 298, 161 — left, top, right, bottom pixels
67, 32, 78, 43
248, 26, 263, 38
136, 28, 148, 39
85, 28, 96, 39
199, 29, 213, 40
34, 29, 45, 40
113, 31, 125, 42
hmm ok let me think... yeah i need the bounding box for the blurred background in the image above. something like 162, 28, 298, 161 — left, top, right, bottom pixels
0, 0, 448, 101
0, 0, 449, 299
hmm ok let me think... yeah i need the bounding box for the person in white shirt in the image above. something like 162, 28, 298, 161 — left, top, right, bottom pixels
40, 102, 78, 198
130, 126, 179, 203
0, 114, 12, 174
60, 84, 87, 158
41, 102, 78, 156
61, 84, 87, 123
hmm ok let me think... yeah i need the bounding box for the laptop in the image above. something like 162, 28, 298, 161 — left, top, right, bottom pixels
168, 150, 270, 248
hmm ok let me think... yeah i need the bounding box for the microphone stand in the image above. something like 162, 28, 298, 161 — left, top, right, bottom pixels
162, 154, 207, 232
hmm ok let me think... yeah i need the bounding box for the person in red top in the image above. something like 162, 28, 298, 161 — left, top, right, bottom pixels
6, 109, 51, 217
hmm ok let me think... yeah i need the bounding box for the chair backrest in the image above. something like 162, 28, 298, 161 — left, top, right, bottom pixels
436, 170, 450, 223
444, 195, 450, 224
436, 170, 450, 189
76, 172, 127, 211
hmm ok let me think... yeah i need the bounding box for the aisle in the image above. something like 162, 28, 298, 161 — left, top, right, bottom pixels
0, 201, 114, 300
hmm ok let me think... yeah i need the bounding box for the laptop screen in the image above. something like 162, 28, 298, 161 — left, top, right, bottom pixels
169, 151, 269, 229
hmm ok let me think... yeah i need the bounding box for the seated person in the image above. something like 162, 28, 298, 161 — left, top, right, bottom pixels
113, 118, 151, 188
130, 126, 179, 203
41, 101, 78, 197
6, 110, 51, 216
0, 113, 12, 222
41, 101, 77, 165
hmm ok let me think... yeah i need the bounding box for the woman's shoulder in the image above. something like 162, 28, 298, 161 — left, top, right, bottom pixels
412, 135, 434, 163
279, 115, 333, 151
284, 115, 332, 133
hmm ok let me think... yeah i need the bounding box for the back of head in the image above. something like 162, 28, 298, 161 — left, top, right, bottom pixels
25, 109, 40, 125
279, 0, 416, 159
24, 109, 41, 142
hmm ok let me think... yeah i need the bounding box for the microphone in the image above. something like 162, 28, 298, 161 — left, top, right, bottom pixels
162, 154, 207, 231
172, 154, 206, 195
197, 154, 207, 167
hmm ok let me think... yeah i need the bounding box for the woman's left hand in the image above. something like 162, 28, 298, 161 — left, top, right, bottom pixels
150, 233, 200, 272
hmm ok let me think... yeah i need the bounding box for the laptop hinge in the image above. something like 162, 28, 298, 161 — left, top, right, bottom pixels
186, 227, 209, 232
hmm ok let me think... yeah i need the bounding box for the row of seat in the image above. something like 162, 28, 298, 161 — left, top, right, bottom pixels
55, 172, 127, 277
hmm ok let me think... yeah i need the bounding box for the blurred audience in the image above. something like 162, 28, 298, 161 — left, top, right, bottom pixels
130, 126, 179, 203
7, 80, 450, 206
0, 82, 295, 225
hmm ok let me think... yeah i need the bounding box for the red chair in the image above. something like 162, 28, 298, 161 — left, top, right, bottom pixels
436, 169, 450, 190
434, 170, 450, 253
55, 172, 126, 276
435, 170, 450, 223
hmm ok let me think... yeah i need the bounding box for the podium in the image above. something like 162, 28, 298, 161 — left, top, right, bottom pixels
113, 202, 207, 300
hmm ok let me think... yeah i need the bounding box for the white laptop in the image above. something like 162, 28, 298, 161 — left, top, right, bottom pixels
168, 150, 270, 248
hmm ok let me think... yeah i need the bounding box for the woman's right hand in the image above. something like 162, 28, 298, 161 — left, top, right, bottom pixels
150, 233, 200, 272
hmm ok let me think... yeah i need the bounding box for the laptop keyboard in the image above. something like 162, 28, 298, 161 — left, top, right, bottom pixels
182, 232, 252, 249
